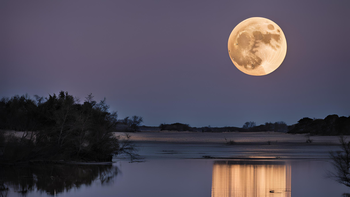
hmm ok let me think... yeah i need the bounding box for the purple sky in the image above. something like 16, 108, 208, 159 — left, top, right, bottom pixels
1, 0, 350, 127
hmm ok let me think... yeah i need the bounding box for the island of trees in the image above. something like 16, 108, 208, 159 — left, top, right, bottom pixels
0, 91, 142, 163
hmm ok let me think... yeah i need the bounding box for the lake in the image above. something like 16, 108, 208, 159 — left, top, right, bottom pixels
1, 134, 350, 197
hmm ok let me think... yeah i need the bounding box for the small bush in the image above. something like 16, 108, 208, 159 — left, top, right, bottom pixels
306, 134, 313, 143
225, 138, 235, 145
306, 139, 313, 143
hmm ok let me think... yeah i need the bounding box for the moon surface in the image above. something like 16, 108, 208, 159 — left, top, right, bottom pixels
228, 17, 287, 76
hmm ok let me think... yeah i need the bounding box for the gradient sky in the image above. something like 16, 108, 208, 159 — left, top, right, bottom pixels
1, 0, 350, 127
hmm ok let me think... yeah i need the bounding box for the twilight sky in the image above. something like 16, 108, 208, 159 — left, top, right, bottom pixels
1, 0, 350, 127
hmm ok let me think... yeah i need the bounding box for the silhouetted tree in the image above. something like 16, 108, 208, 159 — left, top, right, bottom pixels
330, 136, 350, 187
122, 116, 143, 132
130, 116, 143, 131
159, 123, 191, 131
0, 94, 39, 131
288, 115, 350, 135
0, 91, 123, 162
274, 121, 288, 132
159, 123, 166, 131
243, 121, 256, 130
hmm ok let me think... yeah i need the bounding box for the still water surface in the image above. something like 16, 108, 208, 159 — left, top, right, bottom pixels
1, 143, 349, 197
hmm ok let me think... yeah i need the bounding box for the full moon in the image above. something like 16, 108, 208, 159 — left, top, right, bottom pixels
228, 17, 287, 76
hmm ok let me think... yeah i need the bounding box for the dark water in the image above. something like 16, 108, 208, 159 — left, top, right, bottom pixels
1, 143, 349, 197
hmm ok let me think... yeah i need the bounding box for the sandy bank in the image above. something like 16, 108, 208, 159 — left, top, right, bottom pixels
115, 131, 344, 145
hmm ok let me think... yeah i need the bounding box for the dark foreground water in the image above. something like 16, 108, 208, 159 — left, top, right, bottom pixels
1, 143, 349, 197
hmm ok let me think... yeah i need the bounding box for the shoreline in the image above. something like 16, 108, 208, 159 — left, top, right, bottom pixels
2, 131, 344, 162
116, 131, 344, 145
131, 140, 340, 146
5, 130, 345, 145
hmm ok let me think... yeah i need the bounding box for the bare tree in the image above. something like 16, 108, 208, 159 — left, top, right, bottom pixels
330, 136, 350, 187
117, 133, 141, 162
122, 116, 143, 132
243, 121, 256, 130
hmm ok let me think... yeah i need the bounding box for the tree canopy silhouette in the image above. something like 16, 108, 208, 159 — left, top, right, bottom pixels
0, 91, 129, 162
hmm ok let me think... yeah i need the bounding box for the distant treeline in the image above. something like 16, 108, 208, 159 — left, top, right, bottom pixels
288, 115, 350, 135
156, 121, 288, 132
0, 91, 141, 163
156, 115, 350, 135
